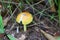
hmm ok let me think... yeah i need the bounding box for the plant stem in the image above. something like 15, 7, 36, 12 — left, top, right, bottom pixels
24, 25, 27, 32
58, 0, 60, 26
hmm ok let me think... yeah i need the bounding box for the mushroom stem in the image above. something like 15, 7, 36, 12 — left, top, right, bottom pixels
24, 25, 27, 31
16, 27, 19, 33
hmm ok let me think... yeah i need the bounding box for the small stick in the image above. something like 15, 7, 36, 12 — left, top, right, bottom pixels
9, 22, 16, 31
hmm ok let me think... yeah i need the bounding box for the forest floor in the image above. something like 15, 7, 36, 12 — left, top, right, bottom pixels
0, 0, 60, 40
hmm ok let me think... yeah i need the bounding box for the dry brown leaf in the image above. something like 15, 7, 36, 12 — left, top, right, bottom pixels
40, 29, 56, 40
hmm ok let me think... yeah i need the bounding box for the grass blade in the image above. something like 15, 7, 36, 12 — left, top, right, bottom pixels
0, 15, 5, 33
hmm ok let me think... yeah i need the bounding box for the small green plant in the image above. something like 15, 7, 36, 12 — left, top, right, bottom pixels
48, 0, 52, 5
54, 0, 58, 6
50, 14, 55, 21
0, 15, 16, 40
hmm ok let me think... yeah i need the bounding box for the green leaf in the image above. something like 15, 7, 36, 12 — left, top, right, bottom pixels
56, 36, 60, 40
7, 34, 16, 40
0, 15, 5, 33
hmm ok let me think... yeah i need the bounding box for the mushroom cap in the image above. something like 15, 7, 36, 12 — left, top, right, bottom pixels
16, 11, 33, 25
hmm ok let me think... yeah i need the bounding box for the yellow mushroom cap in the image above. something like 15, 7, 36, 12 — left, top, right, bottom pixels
16, 11, 33, 25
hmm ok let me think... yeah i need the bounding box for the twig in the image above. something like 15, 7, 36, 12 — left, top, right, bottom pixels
9, 22, 16, 31
24, 0, 44, 10
0, 0, 19, 5
33, 0, 44, 6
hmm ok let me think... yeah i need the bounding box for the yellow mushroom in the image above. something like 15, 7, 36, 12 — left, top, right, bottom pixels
16, 11, 33, 31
